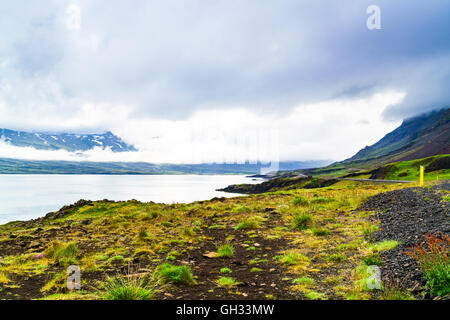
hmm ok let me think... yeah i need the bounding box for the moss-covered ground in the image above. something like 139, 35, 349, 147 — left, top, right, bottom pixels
0, 179, 439, 300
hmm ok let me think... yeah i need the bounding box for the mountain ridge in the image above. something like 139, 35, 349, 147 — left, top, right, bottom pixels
346, 107, 450, 164
281, 107, 450, 178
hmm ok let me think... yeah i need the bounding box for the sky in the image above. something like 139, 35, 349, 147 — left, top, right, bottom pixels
0, 0, 449, 163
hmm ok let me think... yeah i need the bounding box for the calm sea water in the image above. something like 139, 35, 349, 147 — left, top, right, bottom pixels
0, 175, 262, 225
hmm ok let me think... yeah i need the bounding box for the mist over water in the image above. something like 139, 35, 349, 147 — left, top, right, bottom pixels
0, 175, 262, 224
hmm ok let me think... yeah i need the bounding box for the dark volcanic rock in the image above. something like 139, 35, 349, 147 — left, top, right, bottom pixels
360, 183, 450, 295
426, 156, 450, 172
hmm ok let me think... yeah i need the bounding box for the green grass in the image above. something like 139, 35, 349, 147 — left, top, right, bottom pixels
107, 255, 124, 264
235, 216, 262, 230
370, 240, 399, 252
292, 196, 309, 206
154, 263, 195, 285
293, 277, 314, 285
374, 155, 450, 181
361, 224, 378, 236
305, 291, 327, 300
216, 243, 235, 258
381, 284, 416, 300
362, 254, 382, 266
312, 228, 330, 236
103, 276, 154, 300
138, 229, 149, 240
44, 241, 79, 259
216, 277, 240, 287
291, 214, 313, 231
327, 253, 347, 263
311, 196, 335, 204
220, 267, 232, 274
279, 252, 310, 266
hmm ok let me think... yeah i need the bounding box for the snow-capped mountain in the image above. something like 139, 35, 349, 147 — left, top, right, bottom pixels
0, 129, 137, 152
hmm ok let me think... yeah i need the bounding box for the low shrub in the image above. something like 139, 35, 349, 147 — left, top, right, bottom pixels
405, 233, 450, 296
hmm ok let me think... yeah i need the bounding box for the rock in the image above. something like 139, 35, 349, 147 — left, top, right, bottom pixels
203, 252, 218, 258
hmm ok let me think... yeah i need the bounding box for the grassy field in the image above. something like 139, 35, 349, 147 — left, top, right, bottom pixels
1, 179, 440, 300
296, 154, 450, 182
346, 155, 450, 181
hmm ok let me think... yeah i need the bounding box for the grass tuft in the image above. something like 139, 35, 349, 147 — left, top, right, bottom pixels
216, 243, 235, 258
216, 277, 240, 287
103, 276, 154, 300
154, 263, 195, 285
292, 196, 309, 206
291, 214, 313, 231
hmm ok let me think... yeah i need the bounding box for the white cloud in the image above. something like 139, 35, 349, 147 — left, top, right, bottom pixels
0, 91, 404, 163
0, 1, 446, 164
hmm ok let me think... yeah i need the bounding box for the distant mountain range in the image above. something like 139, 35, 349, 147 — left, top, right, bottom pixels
0, 129, 137, 152
0, 159, 332, 175
0, 127, 332, 174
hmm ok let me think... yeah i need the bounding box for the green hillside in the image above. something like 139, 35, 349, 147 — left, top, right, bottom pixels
344, 154, 450, 181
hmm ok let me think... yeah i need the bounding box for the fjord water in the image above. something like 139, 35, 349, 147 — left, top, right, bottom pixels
0, 174, 262, 225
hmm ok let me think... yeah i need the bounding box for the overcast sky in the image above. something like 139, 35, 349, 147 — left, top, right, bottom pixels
0, 0, 449, 163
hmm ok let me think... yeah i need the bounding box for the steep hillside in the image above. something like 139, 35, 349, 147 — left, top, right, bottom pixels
296, 108, 450, 178
346, 107, 450, 164
0, 129, 137, 152
343, 154, 450, 181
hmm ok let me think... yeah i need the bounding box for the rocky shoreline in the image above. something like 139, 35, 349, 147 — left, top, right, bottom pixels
218, 176, 338, 194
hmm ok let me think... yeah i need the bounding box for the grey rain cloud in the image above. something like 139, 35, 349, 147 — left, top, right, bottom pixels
0, 0, 449, 132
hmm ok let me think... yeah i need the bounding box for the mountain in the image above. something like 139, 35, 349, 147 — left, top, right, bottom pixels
0, 129, 137, 152
346, 107, 450, 164
285, 107, 450, 178
0, 159, 332, 175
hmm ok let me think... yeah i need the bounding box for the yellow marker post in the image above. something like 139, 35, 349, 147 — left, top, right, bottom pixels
419, 165, 424, 187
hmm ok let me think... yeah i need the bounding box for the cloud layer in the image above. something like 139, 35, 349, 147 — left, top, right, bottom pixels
0, 1, 448, 162
0, 91, 404, 162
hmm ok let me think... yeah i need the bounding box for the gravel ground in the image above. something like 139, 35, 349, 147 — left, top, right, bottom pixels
360, 182, 449, 297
